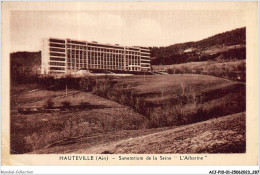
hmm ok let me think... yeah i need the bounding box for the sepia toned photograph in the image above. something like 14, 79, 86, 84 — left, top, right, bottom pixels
1, 1, 258, 167
9, 4, 247, 154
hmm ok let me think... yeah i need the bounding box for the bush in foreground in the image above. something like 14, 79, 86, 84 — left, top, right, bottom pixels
44, 98, 54, 109
61, 100, 71, 109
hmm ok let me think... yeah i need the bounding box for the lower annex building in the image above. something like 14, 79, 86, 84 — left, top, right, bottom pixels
41, 38, 151, 75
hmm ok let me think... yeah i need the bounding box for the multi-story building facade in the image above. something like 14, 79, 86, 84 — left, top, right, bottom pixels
41, 38, 151, 75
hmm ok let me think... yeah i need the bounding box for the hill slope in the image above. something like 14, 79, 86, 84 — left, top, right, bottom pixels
73, 112, 245, 154
94, 74, 245, 128
150, 27, 246, 65
11, 87, 149, 154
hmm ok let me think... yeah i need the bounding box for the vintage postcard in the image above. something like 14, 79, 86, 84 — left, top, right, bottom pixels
1, 1, 258, 167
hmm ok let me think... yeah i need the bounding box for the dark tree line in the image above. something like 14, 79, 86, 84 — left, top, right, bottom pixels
150, 27, 246, 65
151, 47, 246, 65
10, 51, 41, 83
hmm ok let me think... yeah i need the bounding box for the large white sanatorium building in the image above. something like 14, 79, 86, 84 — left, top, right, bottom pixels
41, 38, 151, 74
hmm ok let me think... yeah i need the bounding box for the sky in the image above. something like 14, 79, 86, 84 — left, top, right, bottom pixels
10, 10, 246, 52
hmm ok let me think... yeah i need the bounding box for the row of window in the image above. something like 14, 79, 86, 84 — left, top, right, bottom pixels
67, 60, 126, 65
141, 49, 150, 52
66, 59, 140, 65
50, 57, 65, 61
86, 53, 139, 56
49, 62, 65, 66
67, 40, 86, 45
67, 45, 87, 49
48, 62, 142, 69
49, 43, 65, 48
141, 59, 151, 62
50, 48, 65, 52
50, 52, 66, 57
128, 48, 139, 51
50, 39, 65, 44
79, 57, 140, 62
86, 54, 140, 58
66, 57, 140, 63
66, 46, 146, 53
66, 64, 139, 71
66, 49, 141, 55
141, 53, 150, 56
48, 57, 143, 64
68, 59, 127, 63
66, 45, 126, 51
141, 64, 151, 67
140, 49, 150, 52
48, 50, 146, 57
67, 62, 125, 67
66, 52, 142, 57
87, 43, 124, 50
88, 47, 124, 52
68, 55, 140, 59
49, 67, 65, 70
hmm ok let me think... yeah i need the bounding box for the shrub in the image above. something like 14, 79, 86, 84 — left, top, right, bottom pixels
190, 107, 206, 123
44, 98, 54, 109
181, 66, 192, 74
174, 67, 182, 74
17, 107, 24, 114
194, 67, 202, 74
79, 77, 96, 92
167, 68, 174, 74
79, 101, 90, 109
237, 62, 246, 71
10, 134, 33, 154
93, 77, 116, 97
61, 100, 71, 109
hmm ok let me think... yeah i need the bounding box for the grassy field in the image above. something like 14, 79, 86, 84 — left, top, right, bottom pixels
152, 60, 245, 82
72, 112, 245, 154
31, 125, 179, 154
11, 86, 148, 154
94, 74, 245, 127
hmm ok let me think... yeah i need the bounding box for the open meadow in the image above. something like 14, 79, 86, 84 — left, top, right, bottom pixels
11, 85, 148, 154
94, 74, 245, 127
152, 60, 245, 82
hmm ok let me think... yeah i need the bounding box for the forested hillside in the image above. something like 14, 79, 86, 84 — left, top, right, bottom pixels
10, 51, 41, 83
150, 27, 246, 65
